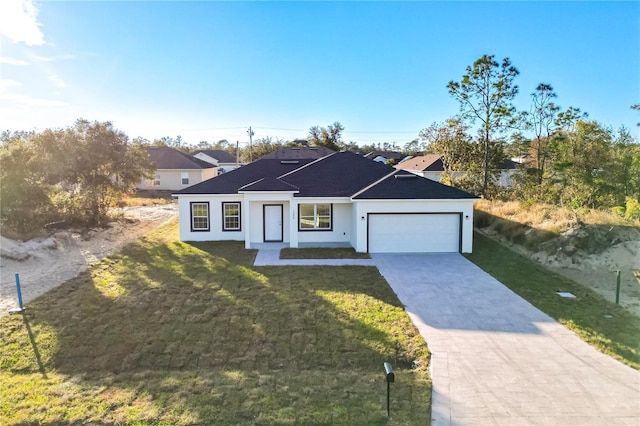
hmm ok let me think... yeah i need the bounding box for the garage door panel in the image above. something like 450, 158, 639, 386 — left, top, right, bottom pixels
368, 214, 460, 253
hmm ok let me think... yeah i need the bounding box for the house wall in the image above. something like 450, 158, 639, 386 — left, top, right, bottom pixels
138, 169, 215, 191
296, 202, 352, 244
177, 194, 245, 242
352, 199, 476, 253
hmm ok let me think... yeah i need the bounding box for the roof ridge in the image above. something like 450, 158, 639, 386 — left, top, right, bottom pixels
350, 169, 398, 199
277, 150, 338, 179
238, 178, 264, 191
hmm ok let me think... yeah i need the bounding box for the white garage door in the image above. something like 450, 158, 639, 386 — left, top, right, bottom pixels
368, 213, 460, 253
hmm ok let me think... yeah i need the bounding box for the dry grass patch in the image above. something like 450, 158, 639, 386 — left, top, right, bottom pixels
1, 222, 430, 425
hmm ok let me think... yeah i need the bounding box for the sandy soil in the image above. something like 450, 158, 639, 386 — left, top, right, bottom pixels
481, 229, 640, 317
0, 204, 178, 315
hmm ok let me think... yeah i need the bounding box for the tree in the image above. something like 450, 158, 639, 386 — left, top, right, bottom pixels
447, 54, 519, 196
526, 83, 560, 185
555, 106, 588, 131
34, 119, 154, 224
0, 132, 54, 234
553, 120, 614, 208
631, 104, 640, 126
403, 138, 425, 157
308, 122, 344, 151
419, 118, 495, 193
238, 136, 284, 163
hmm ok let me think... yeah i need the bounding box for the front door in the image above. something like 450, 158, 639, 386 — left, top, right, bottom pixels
263, 204, 283, 242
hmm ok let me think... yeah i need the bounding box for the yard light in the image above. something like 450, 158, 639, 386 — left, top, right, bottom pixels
383, 362, 394, 416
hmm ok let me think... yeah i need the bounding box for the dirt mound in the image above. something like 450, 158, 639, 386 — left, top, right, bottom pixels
476, 201, 640, 317
0, 204, 178, 315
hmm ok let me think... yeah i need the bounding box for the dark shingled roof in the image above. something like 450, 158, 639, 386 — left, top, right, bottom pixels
240, 177, 299, 192
260, 146, 336, 160
175, 159, 314, 194
282, 151, 394, 197
193, 150, 238, 163
148, 146, 214, 170
175, 151, 479, 200
353, 172, 478, 200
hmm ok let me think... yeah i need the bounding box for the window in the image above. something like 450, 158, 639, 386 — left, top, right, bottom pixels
181, 172, 189, 185
299, 204, 332, 231
191, 202, 209, 231
222, 202, 241, 231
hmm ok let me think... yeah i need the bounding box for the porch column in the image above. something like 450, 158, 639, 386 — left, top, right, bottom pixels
244, 200, 251, 249
289, 199, 298, 248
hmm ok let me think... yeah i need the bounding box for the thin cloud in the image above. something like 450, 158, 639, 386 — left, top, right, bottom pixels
48, 75, 66, 88
36, 54, 77, 62
0, 0, 45, 46
0, 91, 69, 108
0, 79, 24, 90
0, 57, 29, 66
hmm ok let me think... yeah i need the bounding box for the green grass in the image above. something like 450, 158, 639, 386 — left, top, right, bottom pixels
0, 220, 430, 425
466, 233, 640, 370
280, 247, 371, 259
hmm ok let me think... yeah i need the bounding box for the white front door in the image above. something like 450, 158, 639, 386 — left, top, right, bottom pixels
263, 204, 283, 242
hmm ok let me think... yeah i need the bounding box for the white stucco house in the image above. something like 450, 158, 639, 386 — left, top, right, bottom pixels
173, 151, 480, 253
395, 155, 519, 187
138, 146, 218, 191
192, 150, 240, 174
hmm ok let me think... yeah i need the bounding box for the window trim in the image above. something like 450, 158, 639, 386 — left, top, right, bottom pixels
298, 203, 333, 231
222, 202, 242, 232
181, 172, 190, 185
190, 202, 210, 232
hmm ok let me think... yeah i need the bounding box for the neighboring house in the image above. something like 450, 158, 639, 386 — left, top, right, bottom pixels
363, 151, 408, 164
394, 154, 445, 181
173, 151, 479, 253
138, 146, 218, 191
498, 159, 519, 186
396, 155, 519, 187
192, 150, 240, 174
260, 146, 336, 160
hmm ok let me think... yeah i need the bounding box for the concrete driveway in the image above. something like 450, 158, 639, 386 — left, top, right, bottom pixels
372, 253, 640, 426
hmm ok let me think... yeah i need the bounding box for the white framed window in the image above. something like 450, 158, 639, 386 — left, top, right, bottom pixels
191, 202, 209, 231
222, 202, 241, 231
181, 172, 189, 185
299, 204, 332, 231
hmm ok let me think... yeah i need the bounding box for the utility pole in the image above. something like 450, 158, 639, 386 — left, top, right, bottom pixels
247, 126, 254, 162
236, 141, 239, 168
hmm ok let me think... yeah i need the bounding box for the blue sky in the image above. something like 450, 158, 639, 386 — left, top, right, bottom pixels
0, 1, 638, 148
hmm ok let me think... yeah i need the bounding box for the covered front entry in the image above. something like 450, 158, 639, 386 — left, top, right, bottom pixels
367, 213, 461, 253
263, 204, 283, 242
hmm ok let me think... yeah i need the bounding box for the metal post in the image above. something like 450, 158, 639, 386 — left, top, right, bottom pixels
15, 273, 24, 309
383, 362, 394, 417
615, 270, 621, 304
387, 381, 390, 417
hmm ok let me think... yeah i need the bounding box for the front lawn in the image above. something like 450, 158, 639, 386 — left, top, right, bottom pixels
466, 233, 640, 369
0, 221, 430, 425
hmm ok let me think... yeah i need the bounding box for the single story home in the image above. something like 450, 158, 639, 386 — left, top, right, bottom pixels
138, 146, 218, 191
394, 154, 445, 181
395, 155, 519, 187
174, 151, 479, 253
192, 150, 240, 174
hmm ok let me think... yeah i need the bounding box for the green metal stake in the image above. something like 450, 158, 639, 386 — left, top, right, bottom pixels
615, 270, 621, 304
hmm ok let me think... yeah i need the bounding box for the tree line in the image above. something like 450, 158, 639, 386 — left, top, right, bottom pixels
2, 54, 639, 236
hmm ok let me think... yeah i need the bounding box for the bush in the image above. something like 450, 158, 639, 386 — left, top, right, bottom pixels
624, 197, 640, 220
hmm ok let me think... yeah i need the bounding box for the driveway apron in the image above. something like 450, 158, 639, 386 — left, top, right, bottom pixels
372, 253, 640, 426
